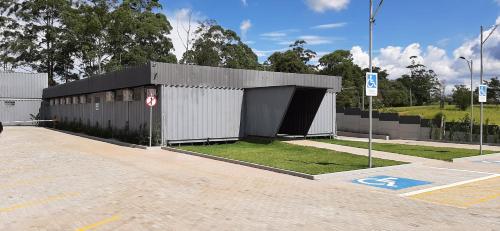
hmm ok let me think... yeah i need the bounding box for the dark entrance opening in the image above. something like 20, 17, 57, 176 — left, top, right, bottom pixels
278, 87, 327, 136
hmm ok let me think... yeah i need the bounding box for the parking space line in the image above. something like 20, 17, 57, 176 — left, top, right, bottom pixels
422, 166, 497, 175
0, 192, 80, 213
399, 174, 500, 197
75, 215, 121, 231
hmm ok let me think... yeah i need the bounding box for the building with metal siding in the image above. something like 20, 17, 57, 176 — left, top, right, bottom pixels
42, 62, 342, 145
0, 72, 48, 124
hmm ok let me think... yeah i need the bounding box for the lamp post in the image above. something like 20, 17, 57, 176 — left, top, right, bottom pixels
479, 24, 498, 154
459, 57, 473, 143
368, 0, 384, 168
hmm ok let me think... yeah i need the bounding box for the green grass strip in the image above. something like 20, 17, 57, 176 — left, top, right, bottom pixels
179, 140, 405, 175
317, 139, 494, 161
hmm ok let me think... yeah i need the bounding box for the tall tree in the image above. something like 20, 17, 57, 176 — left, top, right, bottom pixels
397, 56, 440, 106
1, 0, 72, 85
181, 20, 259, 70
487, 77, 500, 106
266, 40, 316, 74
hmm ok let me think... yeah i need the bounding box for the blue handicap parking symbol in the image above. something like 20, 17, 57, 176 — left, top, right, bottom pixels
479, 85, 487, 96
352, 175, 432, 190
367, 73, 377, 88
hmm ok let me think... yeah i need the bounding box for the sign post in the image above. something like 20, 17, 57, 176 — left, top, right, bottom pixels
366, 72, 378, 168
146, 95, 157, 147
479, 84, 487, 154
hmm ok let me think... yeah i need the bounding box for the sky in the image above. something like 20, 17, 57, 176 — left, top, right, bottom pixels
164, 0, 500, 92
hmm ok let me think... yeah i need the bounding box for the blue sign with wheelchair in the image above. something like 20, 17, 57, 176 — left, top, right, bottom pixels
365, 72, 378, 96
353, 175, 432, 190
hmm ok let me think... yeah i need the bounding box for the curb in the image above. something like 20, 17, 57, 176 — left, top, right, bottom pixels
162, 147, 316, 180
45, 128, 153, 150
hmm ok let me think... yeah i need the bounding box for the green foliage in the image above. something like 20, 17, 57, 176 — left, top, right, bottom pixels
0, 0, 176, 83
265, 40, 316, 74
397, 56, 441, 106
181, 20, 259, 70
319, 139, 491, 161
54, 119, 161, 146
452, 85, 471, 111
487, 77, 500, 105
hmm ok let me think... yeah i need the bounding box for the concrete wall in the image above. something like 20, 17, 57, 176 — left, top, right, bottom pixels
162, 86, 244, 144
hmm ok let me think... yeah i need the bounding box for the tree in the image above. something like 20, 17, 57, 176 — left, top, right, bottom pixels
452, 85, 471, 111
181, 20, 259, 70
266, 40, 316, 74
397, 56, 440, 106
487, 77, 500, 106
319, 50, 363, 107
0, 0, 73, 85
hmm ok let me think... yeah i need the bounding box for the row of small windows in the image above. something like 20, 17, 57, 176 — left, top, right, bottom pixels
49, 88, 144, 106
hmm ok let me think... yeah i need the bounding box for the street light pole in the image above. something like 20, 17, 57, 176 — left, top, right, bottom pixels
479, 24, 498, 154
368, 0, 383, 168
459, 57, 473, 142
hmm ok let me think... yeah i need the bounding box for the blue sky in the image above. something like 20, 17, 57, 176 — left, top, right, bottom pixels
163, 0, 500, 88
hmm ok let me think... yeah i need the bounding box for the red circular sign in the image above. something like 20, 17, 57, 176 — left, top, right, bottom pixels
146, 96, 157, 107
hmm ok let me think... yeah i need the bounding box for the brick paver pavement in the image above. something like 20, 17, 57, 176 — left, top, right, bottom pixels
0, 127, 499, 231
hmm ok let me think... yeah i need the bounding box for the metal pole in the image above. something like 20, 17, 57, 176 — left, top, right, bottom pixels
480, 26, 483, 155
470, 60, 473, 143
368, 0, 373, 168
149, 105, 153, 147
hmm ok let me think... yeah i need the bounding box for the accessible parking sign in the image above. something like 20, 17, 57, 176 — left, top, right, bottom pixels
353, 175, 432, 190
365, 72, 378, 96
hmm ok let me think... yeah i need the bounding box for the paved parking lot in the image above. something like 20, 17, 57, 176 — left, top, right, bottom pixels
0, 127, 499, 230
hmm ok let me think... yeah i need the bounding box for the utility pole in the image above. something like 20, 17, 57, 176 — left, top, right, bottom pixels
368, 0, 383, 168
479, 24, 498, 154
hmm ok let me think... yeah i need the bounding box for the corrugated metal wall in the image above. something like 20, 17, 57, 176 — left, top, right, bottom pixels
46, 86, 161, 133
152, 62, 342, 91
0, 72, 48, 99
162, 85, 244, 143
308, 92, 336, 136
0, 72, 47, 123
0, 100, 43, 123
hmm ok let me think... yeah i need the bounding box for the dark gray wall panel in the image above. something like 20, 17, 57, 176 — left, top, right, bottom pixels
244, 86, 295, 137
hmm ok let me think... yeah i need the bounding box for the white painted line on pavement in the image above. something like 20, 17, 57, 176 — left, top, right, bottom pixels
399, 174, 500, 197
422, 166, 498, 175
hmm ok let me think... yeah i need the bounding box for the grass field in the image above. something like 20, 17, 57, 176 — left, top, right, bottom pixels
317, 139, 494, 161
180, 140, 405, 175
382, 105, 500, 125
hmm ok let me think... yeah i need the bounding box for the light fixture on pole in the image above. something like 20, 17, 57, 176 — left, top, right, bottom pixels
479, 24, 498, 154
367, 0, 384, 168
459, 56, 474, 143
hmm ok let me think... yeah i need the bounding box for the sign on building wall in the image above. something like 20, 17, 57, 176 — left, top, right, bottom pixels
365, 72, 378, 97
479, 84, 487, 103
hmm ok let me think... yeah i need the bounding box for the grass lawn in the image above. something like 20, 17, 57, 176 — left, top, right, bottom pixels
317, 139, 494, 161
179, 140, 405, 175
382, 105, 500, 125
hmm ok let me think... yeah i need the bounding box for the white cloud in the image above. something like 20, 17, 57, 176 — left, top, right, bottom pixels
241, 0, 248, 6
167, 8, 203, 60
240, 19, 252, 39
260, 32, 287, 38
306, 0, 350, 12
298, 35, 334, 45
311, 22, 347, 29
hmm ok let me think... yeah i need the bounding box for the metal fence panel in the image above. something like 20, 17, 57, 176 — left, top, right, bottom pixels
0, 73, 47, 99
